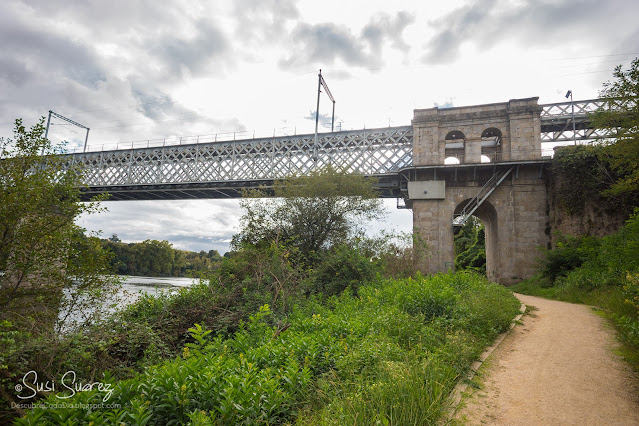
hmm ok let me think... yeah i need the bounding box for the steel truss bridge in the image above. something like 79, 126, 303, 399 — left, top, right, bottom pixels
64, 99, 608, 201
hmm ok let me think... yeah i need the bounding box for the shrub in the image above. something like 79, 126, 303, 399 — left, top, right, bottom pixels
538, 234, 600, 282
309, 245, 380, 297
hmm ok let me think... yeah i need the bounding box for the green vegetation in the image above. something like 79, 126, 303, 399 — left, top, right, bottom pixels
550, 145, 638, 218
0, 119, 118, 330
551, 58, 639, 217
234, 164, 385, 265
16, 272, 520, 425
0, 119, 120, 420
590, 57, 639, 197
102, 237, 223, 277
454, 216, 486, 274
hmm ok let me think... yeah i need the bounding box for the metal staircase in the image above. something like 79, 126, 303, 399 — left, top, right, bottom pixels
453, 167, 513, 227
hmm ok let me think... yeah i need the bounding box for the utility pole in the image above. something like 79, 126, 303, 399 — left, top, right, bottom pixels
565, 90, 576, 145
314, 69, 336, 146
44, 110, 91, 152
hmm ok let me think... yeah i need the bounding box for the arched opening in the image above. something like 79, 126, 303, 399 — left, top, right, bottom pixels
481, 127, 502, 163
453, 199, 498, 281
453, 215, 486, 274
445, 156, 461, 165
445, 130, 465, 164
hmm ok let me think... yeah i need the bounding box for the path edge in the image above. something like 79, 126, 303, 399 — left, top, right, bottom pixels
445, 300, 527, 419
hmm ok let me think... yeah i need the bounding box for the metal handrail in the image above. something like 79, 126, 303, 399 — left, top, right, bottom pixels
453, 167, 513, 227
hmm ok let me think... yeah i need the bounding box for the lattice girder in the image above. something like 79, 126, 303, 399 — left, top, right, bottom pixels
49, 99, 622, 201
65, 126, 414, 188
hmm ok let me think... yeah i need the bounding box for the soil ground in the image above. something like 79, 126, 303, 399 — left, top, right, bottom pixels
453, 293, 639, 425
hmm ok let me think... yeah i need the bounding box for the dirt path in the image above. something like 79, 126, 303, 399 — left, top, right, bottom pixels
454, 293, 639, 425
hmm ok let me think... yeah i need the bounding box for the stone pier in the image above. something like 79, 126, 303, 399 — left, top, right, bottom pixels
408, 98, 550, 285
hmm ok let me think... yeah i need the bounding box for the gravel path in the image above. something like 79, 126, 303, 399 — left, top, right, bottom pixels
454, 293, 639, 425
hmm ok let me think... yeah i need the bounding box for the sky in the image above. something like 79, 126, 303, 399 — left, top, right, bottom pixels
1, 0, 638, 254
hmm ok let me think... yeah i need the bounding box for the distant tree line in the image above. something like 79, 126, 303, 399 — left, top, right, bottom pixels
102, 235, 223, 277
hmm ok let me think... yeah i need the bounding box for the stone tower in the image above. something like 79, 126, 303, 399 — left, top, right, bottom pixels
409, 98, 549, 284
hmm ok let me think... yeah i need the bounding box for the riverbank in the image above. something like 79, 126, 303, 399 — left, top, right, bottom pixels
15, 272, 522, 425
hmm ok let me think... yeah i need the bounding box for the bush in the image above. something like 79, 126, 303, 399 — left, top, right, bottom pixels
309, 245, 380, 297
538, 234, 600, 282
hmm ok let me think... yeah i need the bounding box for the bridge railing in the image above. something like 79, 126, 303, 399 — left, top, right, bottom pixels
539, 97, 632, 119
540, 99, 605, 118
67, 130, 281, 154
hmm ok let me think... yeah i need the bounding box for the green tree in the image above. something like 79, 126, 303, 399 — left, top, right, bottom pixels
234, 165, 385, 261
591, 57, 639, 196
208, 249, 222, 261
454, 216, 486, 273
140, 240, 175, 276
0, 118, 119, 418
0, 118, 118, 332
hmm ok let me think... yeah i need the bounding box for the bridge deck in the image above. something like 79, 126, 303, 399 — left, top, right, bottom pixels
60, 99, 607, 201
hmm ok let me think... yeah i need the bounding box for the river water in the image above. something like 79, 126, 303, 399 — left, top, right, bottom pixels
120, 275, 200, 293
115, 275, 202, 305
60, 275, 201, 329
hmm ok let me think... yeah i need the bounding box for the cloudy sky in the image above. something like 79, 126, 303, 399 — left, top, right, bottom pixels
2, 0, 638, 253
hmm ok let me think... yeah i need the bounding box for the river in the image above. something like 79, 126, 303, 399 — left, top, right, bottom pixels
120, 275, 200, 294
60, 275, 202, 330
114, 275, 203, 305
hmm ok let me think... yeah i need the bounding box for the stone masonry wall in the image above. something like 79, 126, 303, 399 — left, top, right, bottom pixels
410, 98, 549, 284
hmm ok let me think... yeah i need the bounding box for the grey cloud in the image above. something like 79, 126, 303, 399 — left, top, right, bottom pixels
305, 111, 336, 130
0, 1, 235, 136
434, 98, 455, 108
0, 58, 32, 86
12, 1, 231, 79
362, 11, 415, 53
16, 0, 194, 40
152, 20, 230, 78
616, 28, 639, 59
280, 11, 415, 70
127, 80, 180, 122
0, 9, 106, 88
233, 0, 299, 42
281, 22, 376, 68
162, 234, 233, 253
422, 0, 639, 64
421, 0, 499, 64
79, 199, 241, 253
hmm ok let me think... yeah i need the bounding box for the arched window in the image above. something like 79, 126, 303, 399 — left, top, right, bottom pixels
481, 128, 502, 162
444, 130, 465, 164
